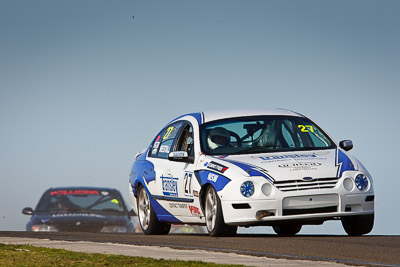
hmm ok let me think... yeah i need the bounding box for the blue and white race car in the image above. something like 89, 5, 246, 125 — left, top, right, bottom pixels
129, 110, 374, 236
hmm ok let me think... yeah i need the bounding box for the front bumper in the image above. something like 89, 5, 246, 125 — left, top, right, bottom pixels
222, 192, 374, 226
219, 173, 374, 226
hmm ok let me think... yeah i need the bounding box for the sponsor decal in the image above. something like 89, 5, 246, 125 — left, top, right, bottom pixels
207, 173, 219, 183
193, 190, 199, 197
153, 142, 160, 148
278, 162, 322, 168
50, 190, 99, 196
159, 145, 170, 153
152, 148, 157, 155
161, 176, 178, 196
259, 154, 317, 161
205, 161, 228, 173
278, 162, 322, 172
169, 203, 188, 209
171, 151, 186, 157
189, 205, 201, 218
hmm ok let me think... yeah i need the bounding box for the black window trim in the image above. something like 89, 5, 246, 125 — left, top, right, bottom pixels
148, 120, 193, 160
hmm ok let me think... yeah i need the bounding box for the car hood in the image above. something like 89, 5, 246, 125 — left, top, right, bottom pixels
210, 149, 355, 182
28, 213, 128, 232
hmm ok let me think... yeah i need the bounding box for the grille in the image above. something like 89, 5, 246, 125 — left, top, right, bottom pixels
274, 177, 339, 192
283, 206, 337, 216
232, 203, 251, 209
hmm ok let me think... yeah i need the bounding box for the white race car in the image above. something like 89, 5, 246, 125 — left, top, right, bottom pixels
129, 109, 374, 236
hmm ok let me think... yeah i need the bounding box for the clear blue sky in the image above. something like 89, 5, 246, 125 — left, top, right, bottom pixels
1, 0, 399, 235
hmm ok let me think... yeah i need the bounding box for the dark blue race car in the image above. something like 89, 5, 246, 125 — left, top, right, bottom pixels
22, 186, 135, 232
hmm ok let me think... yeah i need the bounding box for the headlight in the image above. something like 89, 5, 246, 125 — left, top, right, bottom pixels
240, 181, 255, 197
100, 226, 127, 233
343, 177, 354, 191
355, 174, 369, 191
261, 183, 273, 196
32, 225, 57, 232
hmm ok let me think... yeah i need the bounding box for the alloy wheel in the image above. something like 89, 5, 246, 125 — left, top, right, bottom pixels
138, 188, 150, 230
205, 188, 217, 231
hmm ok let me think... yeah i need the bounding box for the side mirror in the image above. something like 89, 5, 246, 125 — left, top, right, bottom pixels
339, 140, 353, 151
168, 151, 193, 163
22, 207, 34, 215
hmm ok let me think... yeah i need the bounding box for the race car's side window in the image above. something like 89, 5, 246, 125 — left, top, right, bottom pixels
148, 121, 184, 159
175, 123, 194, 158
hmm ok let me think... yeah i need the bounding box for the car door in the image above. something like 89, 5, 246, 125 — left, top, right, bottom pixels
147, 121, 197, 218
172, 122, 204, 221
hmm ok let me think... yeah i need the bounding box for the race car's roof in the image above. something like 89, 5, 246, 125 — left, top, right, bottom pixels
201, 109, 303, 124
171, 109, 305, 125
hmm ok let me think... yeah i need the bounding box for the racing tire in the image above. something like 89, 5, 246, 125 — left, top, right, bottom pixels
137, 185, 171, 235
204, 186, 237, 237
273, 223, 302, 236
341, 214, 374, 236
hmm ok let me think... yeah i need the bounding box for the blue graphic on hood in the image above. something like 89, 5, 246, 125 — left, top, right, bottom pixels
194, 170, 231, 192
336, 149, 355, 177
223, 159, 274, 182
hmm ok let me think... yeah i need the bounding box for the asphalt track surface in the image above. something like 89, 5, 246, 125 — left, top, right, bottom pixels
1, 231, 399, 266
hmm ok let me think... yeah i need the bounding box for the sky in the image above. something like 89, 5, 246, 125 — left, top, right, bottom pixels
1, 0, 399, 235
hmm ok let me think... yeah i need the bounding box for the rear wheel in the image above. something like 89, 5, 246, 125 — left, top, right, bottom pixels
204, 186, 237, 237
273, 223, 302, 236
341, 214, 374, 236
137, 185, 171, 235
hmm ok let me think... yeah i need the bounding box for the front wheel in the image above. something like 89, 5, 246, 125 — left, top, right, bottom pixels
137, 185, 171, 235
273, 223, 302, 236
204, 186, 237, 237
341, 214, 374, 236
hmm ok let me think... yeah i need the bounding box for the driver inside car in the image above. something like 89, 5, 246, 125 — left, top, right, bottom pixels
207, 127, 231, 150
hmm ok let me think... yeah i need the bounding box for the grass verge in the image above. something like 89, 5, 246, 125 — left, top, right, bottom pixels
0, 243, 243, 266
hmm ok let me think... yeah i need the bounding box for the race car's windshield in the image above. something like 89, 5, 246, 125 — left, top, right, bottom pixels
35, 189, 126, 214
200, 115, 335, 155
